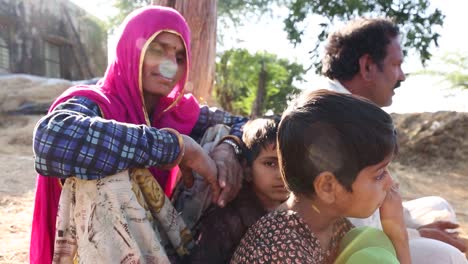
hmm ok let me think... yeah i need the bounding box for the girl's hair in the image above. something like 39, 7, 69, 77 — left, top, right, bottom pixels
242, 116, 280, 166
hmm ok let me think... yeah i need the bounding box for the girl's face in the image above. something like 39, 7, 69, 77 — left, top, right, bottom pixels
250, 144, 290, 211
142, 32, 186, 99
334, 154, 394, 218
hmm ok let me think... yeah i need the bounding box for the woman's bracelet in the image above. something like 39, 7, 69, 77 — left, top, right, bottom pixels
218, 135, 244, 159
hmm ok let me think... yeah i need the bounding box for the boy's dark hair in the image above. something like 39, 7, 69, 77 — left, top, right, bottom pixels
278, 89, 397, 196
242, 116, 280, 166
322, 17, 400, 81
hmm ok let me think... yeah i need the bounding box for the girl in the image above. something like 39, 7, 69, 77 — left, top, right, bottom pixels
188, 117, 289, 263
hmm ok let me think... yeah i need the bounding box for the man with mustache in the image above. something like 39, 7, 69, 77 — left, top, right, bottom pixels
320, 17, 467, 263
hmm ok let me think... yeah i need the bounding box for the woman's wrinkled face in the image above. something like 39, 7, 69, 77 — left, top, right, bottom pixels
142, 32, 186, 98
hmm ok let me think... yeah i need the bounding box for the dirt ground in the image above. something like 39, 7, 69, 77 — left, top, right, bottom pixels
0, 115, 39, 263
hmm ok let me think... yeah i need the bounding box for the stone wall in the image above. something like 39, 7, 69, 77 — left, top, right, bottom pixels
0, 0, 107, 80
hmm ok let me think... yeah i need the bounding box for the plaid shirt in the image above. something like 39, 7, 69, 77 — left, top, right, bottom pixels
34, 96, 247, 180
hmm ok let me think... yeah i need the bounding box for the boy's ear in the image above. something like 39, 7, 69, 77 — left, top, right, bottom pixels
358, 54, 375, 81
313, 171, 339, 204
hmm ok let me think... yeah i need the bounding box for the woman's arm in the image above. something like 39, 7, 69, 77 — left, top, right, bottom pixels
189, 105, 249, 207
190, 105, 248, 140
33, 96, 182, 179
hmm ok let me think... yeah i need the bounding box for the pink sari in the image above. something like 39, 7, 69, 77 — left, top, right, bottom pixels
30, 6, 199, 263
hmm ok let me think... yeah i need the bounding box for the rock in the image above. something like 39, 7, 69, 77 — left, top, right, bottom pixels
0, 74, 72, 113
0, 74, 102, 115
8, 101, 51, 115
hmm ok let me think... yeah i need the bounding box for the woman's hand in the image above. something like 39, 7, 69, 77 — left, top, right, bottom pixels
179, 135, 221, 204
209, 143, 243, 207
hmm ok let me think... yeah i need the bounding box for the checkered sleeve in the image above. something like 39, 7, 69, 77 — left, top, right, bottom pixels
190, 105, 249, 141
33, 96, 181, 180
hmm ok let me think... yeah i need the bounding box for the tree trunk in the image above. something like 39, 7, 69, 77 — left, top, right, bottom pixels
251, 60, 267, 118
152, 0, 217, 105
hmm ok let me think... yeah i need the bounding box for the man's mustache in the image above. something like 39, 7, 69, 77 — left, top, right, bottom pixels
395, 72, 410, 89
394, 80, 402, 89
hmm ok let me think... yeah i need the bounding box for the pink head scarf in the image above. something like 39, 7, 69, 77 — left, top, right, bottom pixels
30, 6, 200, 263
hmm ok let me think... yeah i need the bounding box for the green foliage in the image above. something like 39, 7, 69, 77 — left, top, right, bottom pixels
82, 15, 107, 45
218, 0, 271, 24
106, 0, 447, 105
217, 0, 279, 45
215, 49, 305, 116
81, 14, 108, 72
283, 0, 445, 71
108, 0, 445, 70
107, 0, 279, 37
418, 52, 468, 89
107, 0, 151, 31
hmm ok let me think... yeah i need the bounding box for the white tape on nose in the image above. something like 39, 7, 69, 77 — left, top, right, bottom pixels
159, 59, 178, 79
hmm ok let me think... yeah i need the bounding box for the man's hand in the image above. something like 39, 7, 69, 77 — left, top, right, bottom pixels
209, 142, 243, 207
418, 221, 467, 252
179, 135, 220, 204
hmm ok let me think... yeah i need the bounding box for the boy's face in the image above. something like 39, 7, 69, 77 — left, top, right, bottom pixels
250, 144, 290, 211
334, 154, 394, 218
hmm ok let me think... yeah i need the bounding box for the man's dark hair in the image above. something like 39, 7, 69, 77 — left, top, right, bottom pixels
277, 89, 397, 196
242, 116, 280, 166
322, 17, 400, 81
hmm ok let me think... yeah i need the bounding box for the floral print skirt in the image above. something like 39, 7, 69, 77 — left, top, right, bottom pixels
52, 169, 192, 264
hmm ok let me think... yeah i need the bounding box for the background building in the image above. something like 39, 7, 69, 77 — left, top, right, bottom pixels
0, 0, 107, 80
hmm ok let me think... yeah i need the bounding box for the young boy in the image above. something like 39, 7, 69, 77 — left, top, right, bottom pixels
231, 90, 411, 264
187, 117, 290, 263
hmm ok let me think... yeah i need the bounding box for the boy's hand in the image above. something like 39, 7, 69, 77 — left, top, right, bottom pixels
210, 143, 243, 207
380, 183, 411, 264
380, 183, 407, 239
179, 135, 220, 204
